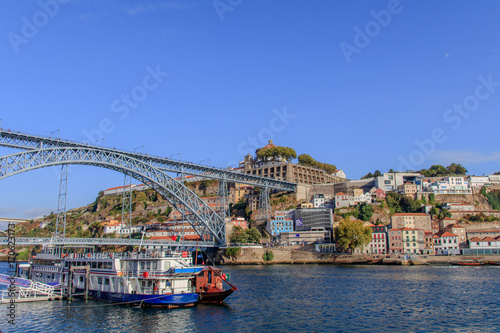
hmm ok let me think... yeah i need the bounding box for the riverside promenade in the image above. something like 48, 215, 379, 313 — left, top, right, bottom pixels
216, 246, 500, 265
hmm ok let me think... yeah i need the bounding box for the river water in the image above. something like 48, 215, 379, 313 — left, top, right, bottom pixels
0, 262, 499, 332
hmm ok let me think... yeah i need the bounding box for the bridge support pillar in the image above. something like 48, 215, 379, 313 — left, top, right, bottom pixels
257, 187, 271, 222
55, 164, 68, 237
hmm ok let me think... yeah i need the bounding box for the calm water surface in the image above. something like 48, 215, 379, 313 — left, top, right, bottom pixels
0, 262, 499, 332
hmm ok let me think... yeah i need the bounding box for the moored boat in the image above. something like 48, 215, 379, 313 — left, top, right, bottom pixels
20, 245, 202, 308
456, 262, 485, 266
194, 266, 236, 303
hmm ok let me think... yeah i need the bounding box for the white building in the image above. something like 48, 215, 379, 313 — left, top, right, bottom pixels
429, 177, 471, 195
375, 172, 422, 192
433, 232, 460, 255
468, 236, 500, 254
470, 176, 490, 187
332, 170, 346, 179
334, 192, 349, 208
312, 194, 325, 208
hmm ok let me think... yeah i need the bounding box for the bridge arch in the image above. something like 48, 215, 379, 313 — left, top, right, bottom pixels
0, 147, 225, 245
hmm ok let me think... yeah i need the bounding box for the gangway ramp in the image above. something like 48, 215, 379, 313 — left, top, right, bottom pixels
0, 274, 64, 303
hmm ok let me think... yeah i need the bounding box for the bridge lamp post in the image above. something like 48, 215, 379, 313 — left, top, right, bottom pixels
0, 118, 2, 128
134, 145, 145, 154
170, 153, 183, 180
49, 129, 60, 139
95, 138, 105, 146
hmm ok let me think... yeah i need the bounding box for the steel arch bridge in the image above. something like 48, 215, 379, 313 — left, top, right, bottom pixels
0, 130, 296, 191
0, 130, 297, 247
0, 147, 227, 244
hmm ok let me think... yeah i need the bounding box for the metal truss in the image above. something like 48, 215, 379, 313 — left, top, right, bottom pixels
0, 237, 214, 247
216, 179, 228, 222
54, 164, 68, 237
120, 174, 132, 239
257, 187, 271, 221
0, 130, 296, 191
0, 147, 226, 245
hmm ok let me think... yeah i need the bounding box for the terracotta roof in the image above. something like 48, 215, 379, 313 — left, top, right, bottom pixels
482, 237, 497, 242
440, 232, 458, 238
469, 237, 482, 242
336, 192, 347, 196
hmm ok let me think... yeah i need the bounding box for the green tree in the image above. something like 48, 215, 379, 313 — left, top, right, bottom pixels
429, 207, 439, 217
385, 192, 401, 213
262, 249, 274, 261
225, 247, 241, 258
246, 228, 262, 243
400, 196, 421, 213
298, 153, 315, 166
358, 203, 374, 222
428, 193, 435, 204
446, 163, 468, 175
334, 219, 372, 253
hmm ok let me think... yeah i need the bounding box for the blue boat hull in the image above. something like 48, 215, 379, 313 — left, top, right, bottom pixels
77, 289, 199, 307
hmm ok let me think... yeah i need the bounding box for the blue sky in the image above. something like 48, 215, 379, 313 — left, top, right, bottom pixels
1, 0, 500, 219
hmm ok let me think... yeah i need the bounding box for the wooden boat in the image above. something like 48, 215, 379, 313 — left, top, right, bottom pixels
456, 262, 485, 266
194, 266, 236, 303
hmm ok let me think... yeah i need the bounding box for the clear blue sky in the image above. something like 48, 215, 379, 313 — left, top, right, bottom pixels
1, 0, 500, 219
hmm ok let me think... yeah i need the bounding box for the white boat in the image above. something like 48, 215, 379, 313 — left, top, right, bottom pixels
20, 245, 202, 308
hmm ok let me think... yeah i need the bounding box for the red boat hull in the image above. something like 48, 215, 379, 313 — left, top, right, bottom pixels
198, 288, 234, 303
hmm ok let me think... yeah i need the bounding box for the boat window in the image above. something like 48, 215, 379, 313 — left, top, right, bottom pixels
146, 262, 151, 270
92, 262, 97, 269
98, 262, 103, 269
79, 276, 84, 283
140, 262, 145, 270
98, 277, 102, 285
104, 278, 110, 286
152, 261, 157, 270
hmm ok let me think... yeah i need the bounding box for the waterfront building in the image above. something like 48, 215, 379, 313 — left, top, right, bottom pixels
468, 236, 500, 254
365, 224, 388, 254
444, 223, 467, 248
433, 232, 460, 255
424, 231, 434, 255
388, 228, 403, 254
401, 228, 425, 254
391, 213, 432, 232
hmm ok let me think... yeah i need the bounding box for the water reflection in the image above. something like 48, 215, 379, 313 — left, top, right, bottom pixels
1, 263, 499, 332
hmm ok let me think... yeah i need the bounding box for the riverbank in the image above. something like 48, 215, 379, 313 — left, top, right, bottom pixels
216, 246, 500, 265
